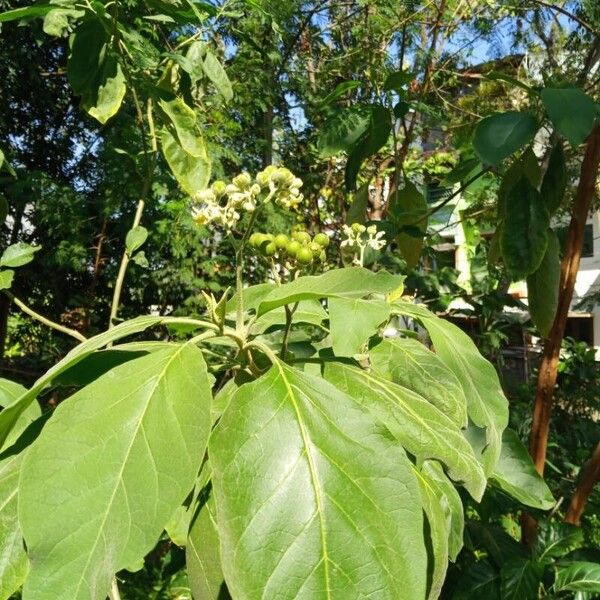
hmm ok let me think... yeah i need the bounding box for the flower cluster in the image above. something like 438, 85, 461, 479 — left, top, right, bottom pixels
341, 223, 386, 266
191, 167, 303, 228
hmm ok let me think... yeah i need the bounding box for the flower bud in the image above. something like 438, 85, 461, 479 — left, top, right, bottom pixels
233, 172, 252, 189
211, 180, 227, 196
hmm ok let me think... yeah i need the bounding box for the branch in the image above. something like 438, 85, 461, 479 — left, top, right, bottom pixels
565, 441, 600, 525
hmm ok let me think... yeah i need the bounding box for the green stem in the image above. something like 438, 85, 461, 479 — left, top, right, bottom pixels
108, 578, 121, 600
246, 340, 280, 366
280, 301, 299, 360
6, 292, 87, 343
234, 210, 259, 333
108, 198, 145, 329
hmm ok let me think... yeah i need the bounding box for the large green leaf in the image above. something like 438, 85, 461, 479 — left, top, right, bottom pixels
0, 5, 55, 23
0, 451, 28, 600
473, 112, 538, 165
82, 53, 126, 124
317, 105, 371, 158
19, 343, 212, 599
0, 316, 164, 448
422, 460, 464, 561
540, 142, 567, 215
187, 489, 230, 600
413, 466, 449, 600
452, 560, 499, 599
257, 267, 404, 315
346, 183, 369, 225
500, 559, 545, 600
159, 96, 205, 157
67, 18, 106, 95
534, 520, 584, 561
202, 50, 233, 101
161, 128, 211, 196
501, 175, 549, 280
250, 300, 328, 335
0, 379, 41, 452
541, 88, 598, 147
388, 179, 428, 268
324, 363, 486, 499
491, 429, 554, 509
329, 297, 390, 356
554, 562, 600, 593
391, 302, 508, 475
210, 362, 427, 599
369, 338, 468, 428
526, 229, 560, 338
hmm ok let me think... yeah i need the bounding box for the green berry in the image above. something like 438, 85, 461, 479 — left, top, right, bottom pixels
292, 231, 311, 244
249, 233, 264, 248
286, 240, 301, 257
314, 232, 329, 248
296, 247, 313, 265
263, 242, 277, 257
309, 242, 322, 258
274, 234, 289, 249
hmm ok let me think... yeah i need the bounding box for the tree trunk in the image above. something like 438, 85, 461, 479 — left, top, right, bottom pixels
565, 442, 600, 525
521, 124, 600, 544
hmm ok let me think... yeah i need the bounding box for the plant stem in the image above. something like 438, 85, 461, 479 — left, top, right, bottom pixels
5, 292, 86, 343
246, 340, 280, 366
108, 578, 121, 600
234, 210, 259, 333
108, 198, 145, 329
280, 302, 299, 360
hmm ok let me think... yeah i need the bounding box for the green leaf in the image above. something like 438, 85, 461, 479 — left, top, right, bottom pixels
210, 362, 427, 598
391, 302, 509, 475
412, 465, 449, 600
0, 150, 15, 178
534, 520, 584, 561
422, 460, 464, 561
527, 229, 560, 338
184, 41, 208, 83
554, 562, 600, 593
257, 267, 404, 316
465, 521, 526, 568
202, 50, 233, 101
0, 451, 28, 600
0, 242, 40, 268
43, 7, 84, 36
491, 429, 554, 509
0, 316, 165, 448
541, 87, 597, 147
452, 560, 500, 599
158, 96, 205, 157
501, 175, 549, 280
444, 158, 480, 185
473, 112, 538, 165
369, 338, 468, 428
319, 80, 360, 107
82, 52, 126, 124
161, 128, 211, 196
393, 100, 410, 119
540, 142, 567, 216
0, 5, 54, 23
0, 271, 13, 291
0, 379, 41, 452
500, 559, 545, 600
67, 19, 106, 95
383, 70, 413, 91
329, 297, 390, 356
187, 488, 230, 600
125, 226, 148, 255
250, 300, 328, 335
131, 250, 149, 268
324, 363, 486, 499
389, 179, 428, 268
345, 104, 391, 190
317, 105, 371, 158
346, 182, 369, 225
19, 343, 212, 599
482, 71, 534, 92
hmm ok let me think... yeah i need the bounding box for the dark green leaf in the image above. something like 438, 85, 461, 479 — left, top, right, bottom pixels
501, 175, 549, 280
67, 19, 107, 95
534, 520, 584, 561
317, 105, 371, 158
346, 182, 369, 225
541, 87, 597, 147
540, 142, 567, 215
473, 112, 538, 165
444, 158, 480, 185
393, 100, 410, 119
384, 70, 413, 91
210, 362, 428, 598
500, 559, 545, 600
452, 560, 500, 599
554, 562, 600, 593
526, 229, 560, 338
491, 428, 554, 509
319, 80, 360, 107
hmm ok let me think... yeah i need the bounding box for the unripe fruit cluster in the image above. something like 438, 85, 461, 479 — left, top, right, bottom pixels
249, 230, 329, 266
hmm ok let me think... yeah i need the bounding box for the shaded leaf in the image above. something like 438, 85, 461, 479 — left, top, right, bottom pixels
500, 559, 545, 600
0, 243, 40, 268
346, 182, 369, 225
534, 520, 584, 561
319, 80, 360, 107
452, 560, 500, 599
317, 105, 371, 158
554, 562, 600, 593
540, 142, 567, 216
